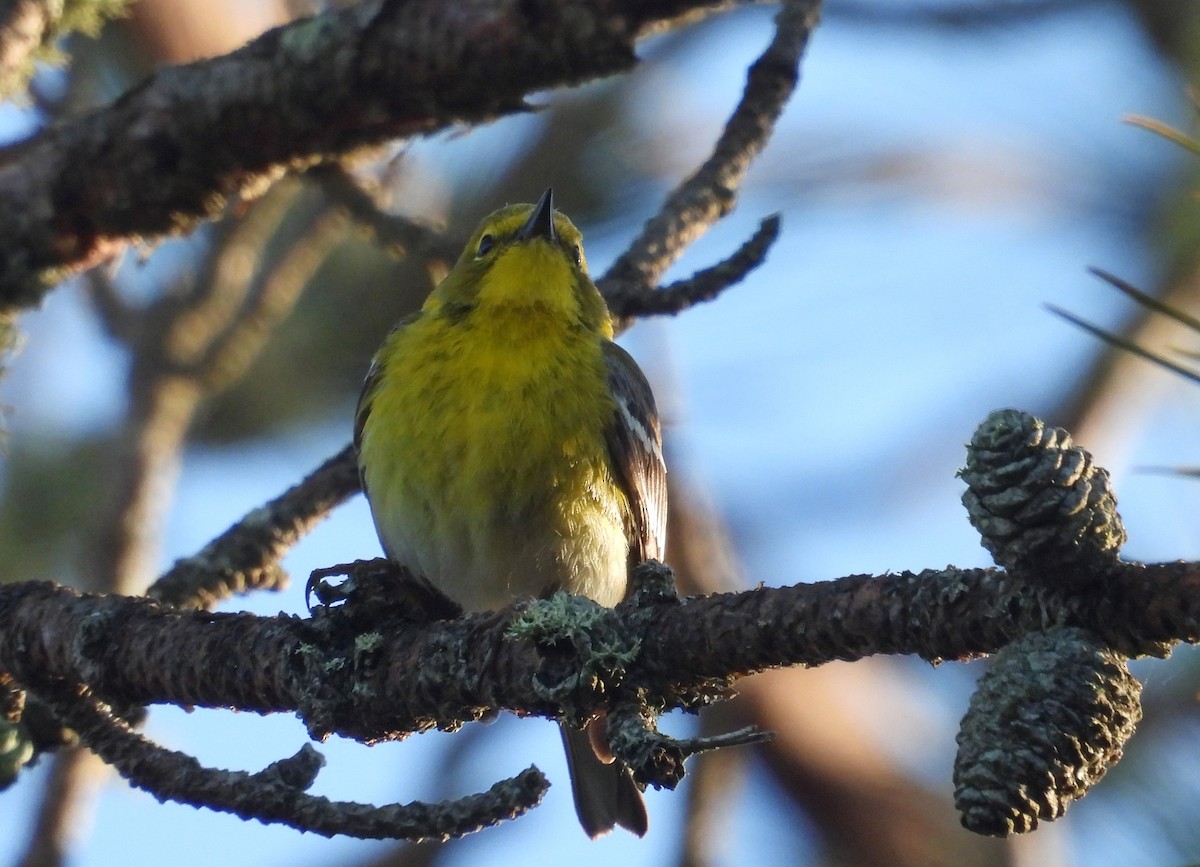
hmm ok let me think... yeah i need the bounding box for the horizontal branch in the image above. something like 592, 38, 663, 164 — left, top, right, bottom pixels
0, 0, 739, 310
1, 557, 1193, 750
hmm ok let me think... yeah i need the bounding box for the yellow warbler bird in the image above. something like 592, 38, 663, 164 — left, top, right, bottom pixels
354, 189, 666, 838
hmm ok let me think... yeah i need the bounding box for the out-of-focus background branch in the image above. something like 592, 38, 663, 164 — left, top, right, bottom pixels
1, 0, 1199, 866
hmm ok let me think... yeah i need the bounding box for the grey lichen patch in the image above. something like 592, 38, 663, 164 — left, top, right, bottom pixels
506, 592, 641, 711
507, 592, 640, 661
354, 632, 383, 653
278, 14, 342, 63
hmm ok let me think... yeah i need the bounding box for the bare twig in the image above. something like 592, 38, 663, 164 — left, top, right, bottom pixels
35, 682, 548, 840
667, 725, 773, 756
601, 0, 819, 305
605, 214, 780, 323
310, 165, 462, 275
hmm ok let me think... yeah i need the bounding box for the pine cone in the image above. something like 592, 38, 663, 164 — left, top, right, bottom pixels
954, 627, 1142, 836
960, 409, 1125, 586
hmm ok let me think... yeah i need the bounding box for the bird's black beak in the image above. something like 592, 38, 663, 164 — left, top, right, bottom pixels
517, 188, 556, 243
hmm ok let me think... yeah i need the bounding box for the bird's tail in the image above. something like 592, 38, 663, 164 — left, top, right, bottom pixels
560, 722, 648, 839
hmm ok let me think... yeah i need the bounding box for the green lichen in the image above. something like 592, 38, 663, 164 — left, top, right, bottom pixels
353, 632, 383, 653
507, 592, 641, 710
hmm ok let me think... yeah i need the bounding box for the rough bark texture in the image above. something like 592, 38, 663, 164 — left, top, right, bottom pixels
0, 557, 1191, 751
0, 0, 742, 309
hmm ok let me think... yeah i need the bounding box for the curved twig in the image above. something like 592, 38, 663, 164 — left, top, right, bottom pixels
605, 214, 780, 323
36, 681, 548, 840
601, 0, 819, 304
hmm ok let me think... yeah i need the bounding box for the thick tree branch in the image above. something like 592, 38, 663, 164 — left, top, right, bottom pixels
0, 0, 742, 310
0, 558, 1191, 749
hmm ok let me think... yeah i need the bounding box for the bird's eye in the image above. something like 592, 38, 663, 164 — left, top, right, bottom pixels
571, 244, 583, 267
476, 234, 495, 258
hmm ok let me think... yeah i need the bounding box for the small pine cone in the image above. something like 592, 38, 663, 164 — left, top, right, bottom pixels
960, 409, 1125, 586
954, 627, 1142, 836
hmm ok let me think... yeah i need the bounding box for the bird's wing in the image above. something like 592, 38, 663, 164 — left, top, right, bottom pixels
353, 313, 421, 487
353, 355, 383, 457
601, 341, 667, 562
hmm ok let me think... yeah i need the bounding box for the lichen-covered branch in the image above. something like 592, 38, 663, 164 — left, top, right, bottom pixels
35, 681, 548, 840
0, 555, 1193, 752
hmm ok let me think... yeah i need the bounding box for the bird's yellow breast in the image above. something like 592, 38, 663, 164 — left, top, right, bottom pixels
358, 301, 630, 611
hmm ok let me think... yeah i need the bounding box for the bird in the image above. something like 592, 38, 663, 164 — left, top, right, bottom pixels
354, 188, 666, 838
